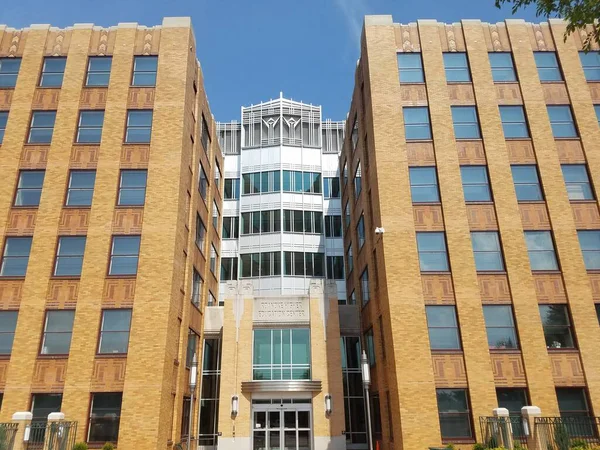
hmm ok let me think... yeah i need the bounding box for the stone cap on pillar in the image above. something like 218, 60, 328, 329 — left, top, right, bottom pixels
12, 412, 32, 421
47, 412, 64, 421
521, 406, 541, 416
493, 407, 510, 417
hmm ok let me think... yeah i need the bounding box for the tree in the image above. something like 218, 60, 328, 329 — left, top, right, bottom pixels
494, 0, 600, 50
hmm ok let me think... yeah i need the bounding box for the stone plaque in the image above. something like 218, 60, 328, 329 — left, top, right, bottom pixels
253, 297, 309, 324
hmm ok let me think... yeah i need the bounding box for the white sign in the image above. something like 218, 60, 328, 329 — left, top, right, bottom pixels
253, 297, 309, 324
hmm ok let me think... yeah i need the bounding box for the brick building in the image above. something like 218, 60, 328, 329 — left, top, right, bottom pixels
0, 18, 222, 449
339, 15, 600, 449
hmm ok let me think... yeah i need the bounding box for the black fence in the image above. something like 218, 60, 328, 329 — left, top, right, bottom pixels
480, 416, 528, 449
535, 416, 600, 450
26, 421, 77, 450
0, 423, 18, 450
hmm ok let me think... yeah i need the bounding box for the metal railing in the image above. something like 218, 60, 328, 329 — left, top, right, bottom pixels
0, 423, 18, 450
26, 421, 77, 450
480, 416, 528, 449
535, 416, 600, 449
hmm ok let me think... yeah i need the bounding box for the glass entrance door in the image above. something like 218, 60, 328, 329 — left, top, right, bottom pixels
252, 403, 311, 450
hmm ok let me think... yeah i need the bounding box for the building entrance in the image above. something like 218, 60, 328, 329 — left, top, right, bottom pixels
252, 399, 311, 450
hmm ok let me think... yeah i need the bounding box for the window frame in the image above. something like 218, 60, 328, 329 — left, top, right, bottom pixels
403, 106, 432, 141
0, 236, 32, 278
561, 164, 595, 201
65, 170, 96, 207
499, 105, 530, 139
578, 230, 600, 270
483, 305, 519, 350
326, 255, 344, 280
489, 52, 517, 82
360, 268, 369, 306
28, 111, 56, 144
131, 55, 158, 87
409, 166, 440, 203
471, 231, 505, 272
40, 309, 75, 356
397, 52, 425, 83
0, 311, 18, 355
97, 309, 132, 355
426, 305, 461, 351
524, 231, 559, 271
451, 106, 481, 140
76, 110, 105, 144
0, 57, 21, 88
87, 392, 123, 445
443, 52, 471, 83
511, 165, 544, 202
53, 236, 86, 277
460, 165, 492, 202
108, 235, 141, 276
579, 51, 600, 82
547, 105, 578, 138
85, 56, 112, 87
534, 51, 563, 82
437, 388, 474, 440
0, 111, 7, 144
416, 232, 450, 272
539, 304, 576, 349
39, 57, 66, 88
124, 110, 153, 144
14, 170, 45, 207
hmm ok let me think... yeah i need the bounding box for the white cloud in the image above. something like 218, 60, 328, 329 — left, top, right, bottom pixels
332, 0, 368, 43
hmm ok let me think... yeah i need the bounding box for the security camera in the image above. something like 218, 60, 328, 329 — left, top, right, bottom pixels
375, 227, 385, 235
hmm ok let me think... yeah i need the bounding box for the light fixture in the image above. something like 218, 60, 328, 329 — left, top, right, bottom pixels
325, 394, 332, 415
361, 350, 373, 450
361, 350, 371, 387
189, 353, 198, 389
188, 353, 198, 450
231, 395, 239, 417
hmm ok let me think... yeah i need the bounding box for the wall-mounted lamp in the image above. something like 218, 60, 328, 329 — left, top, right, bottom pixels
325, 394, 332, 416
231, 395, 239, 417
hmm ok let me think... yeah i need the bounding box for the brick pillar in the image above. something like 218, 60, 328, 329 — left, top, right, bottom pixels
522, 406, 542, 450
11, 412, 32, 450
492, 407, 514, 449
43, 412, 66, 449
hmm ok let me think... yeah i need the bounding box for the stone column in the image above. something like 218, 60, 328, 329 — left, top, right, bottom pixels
492, 407, 513, 449
521, 406, 542, 450
43, 412, 67, 449
11, 412, 32, 450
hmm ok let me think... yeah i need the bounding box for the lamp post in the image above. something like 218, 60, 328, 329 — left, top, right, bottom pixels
188, 353, 198, 450
361, 350, 373, 450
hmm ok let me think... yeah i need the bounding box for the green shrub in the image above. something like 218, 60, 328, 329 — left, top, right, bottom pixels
101, 444, 115, 450
571, 440, 589, 449
553, 423, 571, 450
473, 444, 486, 450
73, 443, 88, 450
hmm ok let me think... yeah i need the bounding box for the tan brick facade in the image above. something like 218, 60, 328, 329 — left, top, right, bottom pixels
341, 16, 600, 450
0, 18, 222, 450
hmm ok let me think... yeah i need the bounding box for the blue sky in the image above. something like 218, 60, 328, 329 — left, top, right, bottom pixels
0, 0, 540, 121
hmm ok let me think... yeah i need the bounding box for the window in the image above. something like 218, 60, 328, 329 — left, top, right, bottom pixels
117, 170, 147, 206
346, 245, 353, 274
132, 56, 158, 86
511, 165, 543, 201
199, 338, 222, 446
76, 111, 104, 143
547, 106, 578, 138
54, 236, 86, 277
451, 106, 481, 139
282, 170, 321, 194
525, 231, 558, 271
0, 58, 21, 88
325, 215, 342, 238
88, 393, 122, 444
326, 256, 344, 280
340, 336, 367, 444
0, 111, 7, 144
212, 201, 220, 230
534, 52, 562, 81
324, 177, 340, 198
348, 290, 356, 305
360, 268, 369, 306
222, 217, 239, 239
31, 393, 62, 426
98, 309, 132, 354
403, 106, 432, 140
201, 115, 211, 153
210, 244, 217, 275
596, 105, 600, 127
497, 388, 528, 415
364, 328, 375, 366
489, 52, 517, 82
186, 330, 199, 367
471, 231, 504, 271
41, 310, 75, 355
539, 305, 574, 349
397, 53, 424, 83
461, 166, 491, 202
199, 164, 208, 201
596, 304, 600, 325
304, 252, 325, 277
28, 111, 56, 143
246, 210, 282, 234
409, 167, 439, 203
195, 215, 206, 253
192, 269, 202, 307
66, 170, 96, 206
39, 57, 66, 87
0, 311, 17, 354
0, 237, 32, 277
437, 389, 473, 439
357, 215, 365, 249
214, 161, 221, 192
579, 51, 600, 81
416, 232, 449, 272
221, 257, 238, 281
351, 116, 359, 151
444, 53, 471, 82
15, 170, 45, 206
578, 230, 600, 270
499, 106, 529, 138
483, 305, 518, 349
125, 110, 152, 143
426, 306, 461, 350
224, 178, 240, 200
557, 388, 590, 418
344, 200, 351, 229
109, 236, 140, 276
242, 252, 281, 277
86, 56, 112, 86
245, 170, 281, 194
354, 163, 362, 199
253, 329, 310, 380
562, 164, 594, 200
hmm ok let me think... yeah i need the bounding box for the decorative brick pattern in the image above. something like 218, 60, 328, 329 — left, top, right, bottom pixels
31, 359, 67, 392
120, 145, 150, 168
466, 204, 498, 230
69, 145, 99, 168
0, 90, 13, 111
90, 358, 127, 391
572, 203, 600, 229
57, 209, 89, 235
413, 205, 445, 231
5, 210, 36, 235
432, 353, 468, 387
495, 84, 523, 104
422, 274, 455, 304
102, 279, 136, 308
506, 140, 536, 164
79, 88, 107, 109
46, 280, 79, 308
550, 352, 586, 386
0, 280, 23, 309
519, 203, 551, 230
534, 273, 567, 303
491, 353, 527, 387
406, 141, 436, 166
127, 87, 155, 109
20, 146, 49, 169
457, 140, 487, 164
478, 274, 512, 304
112, 208, 143, 234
